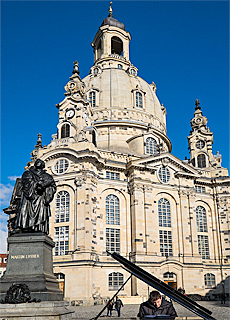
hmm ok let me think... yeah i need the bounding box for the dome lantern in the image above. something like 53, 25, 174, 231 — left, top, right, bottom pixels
91, 4, 131, 62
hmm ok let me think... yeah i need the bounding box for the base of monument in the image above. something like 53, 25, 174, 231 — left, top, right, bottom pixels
0, 301, 75, 320
0, 233, 63, 302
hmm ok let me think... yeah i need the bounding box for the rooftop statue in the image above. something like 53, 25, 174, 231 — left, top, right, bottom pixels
14, 159, 56, 234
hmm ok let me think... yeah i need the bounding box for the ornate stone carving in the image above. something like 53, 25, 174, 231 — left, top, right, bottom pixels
75, 175, 87, 187
77, 130, 88, 142
2, 283, 33, 304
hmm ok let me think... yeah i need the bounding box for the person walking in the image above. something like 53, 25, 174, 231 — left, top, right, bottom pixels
220, 292, 226, 304
138, 290, 177, 319
115, 296, 123, 317
107, 300, 114, 317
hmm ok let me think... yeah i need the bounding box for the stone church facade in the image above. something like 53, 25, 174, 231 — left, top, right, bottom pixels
10, 7, 230, 304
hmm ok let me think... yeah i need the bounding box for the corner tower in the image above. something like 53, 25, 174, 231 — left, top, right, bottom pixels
187, 99, 228, 177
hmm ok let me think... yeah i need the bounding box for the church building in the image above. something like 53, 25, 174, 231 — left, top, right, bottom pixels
8, 5, 230, 305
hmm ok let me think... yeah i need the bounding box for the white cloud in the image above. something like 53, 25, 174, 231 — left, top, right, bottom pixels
8, 176, 20, 181
0, 183, 13, 253
0, 183, 14, 207
0, 212, 8, 253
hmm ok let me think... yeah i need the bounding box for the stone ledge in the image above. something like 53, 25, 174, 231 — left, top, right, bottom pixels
0, 301, 75, 320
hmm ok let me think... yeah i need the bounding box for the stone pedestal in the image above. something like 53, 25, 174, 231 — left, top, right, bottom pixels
0, 301, 75, 320
0, 233, 63, 301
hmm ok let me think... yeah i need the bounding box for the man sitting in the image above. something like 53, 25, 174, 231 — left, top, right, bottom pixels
138, 290, 177, 319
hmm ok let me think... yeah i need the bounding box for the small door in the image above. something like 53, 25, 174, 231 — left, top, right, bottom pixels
164, 280, 177, 289
59, 281, 65, 293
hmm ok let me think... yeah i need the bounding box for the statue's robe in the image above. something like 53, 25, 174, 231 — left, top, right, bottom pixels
16, 168, 56, 234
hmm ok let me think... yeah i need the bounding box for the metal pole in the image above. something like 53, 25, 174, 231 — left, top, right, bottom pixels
90, 274, 132, 320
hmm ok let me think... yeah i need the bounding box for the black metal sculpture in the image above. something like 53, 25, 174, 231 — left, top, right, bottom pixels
107, 251, 216, 320
14, 159, 56, 234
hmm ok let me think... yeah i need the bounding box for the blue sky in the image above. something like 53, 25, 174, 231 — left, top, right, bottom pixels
1, 0, 229, 252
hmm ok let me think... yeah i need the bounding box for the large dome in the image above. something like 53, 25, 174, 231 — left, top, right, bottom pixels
79, 12, 171, 156
83, 65, 166, 131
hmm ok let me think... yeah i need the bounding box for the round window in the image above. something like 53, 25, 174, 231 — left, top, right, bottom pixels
158, 166, 170, 183
53, 159, 69, 174
196, 140, 205, 149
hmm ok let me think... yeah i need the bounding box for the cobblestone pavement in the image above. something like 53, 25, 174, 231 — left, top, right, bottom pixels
72, 301, 230, 320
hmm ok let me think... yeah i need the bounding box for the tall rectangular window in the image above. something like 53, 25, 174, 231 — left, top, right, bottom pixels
135, 92, 143, 108
54, 226, 69, 256
89, 91, 96, 107
198, 235, 210, 259
106, 228, 120, 253
159, 230, 173, 257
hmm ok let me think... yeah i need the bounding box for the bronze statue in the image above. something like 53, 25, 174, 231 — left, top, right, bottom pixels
15, 159, 56, 234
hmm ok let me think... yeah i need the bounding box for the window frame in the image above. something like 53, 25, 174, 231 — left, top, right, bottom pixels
197, 154, 207, 168
106, 228, 120, 253
159, 230, 173, 257
135, 91, 143, 108
61, 123, 70, 139
158, 166, 170, 184
145, 137, 157, 156
53, 158, 70, 175
106, 195, 120, 225
54, 226, 69, 256
195, 185, 205, 193
89, 91, 96, 108
198, 235, 210, 259
106, 171, 120, 180
55, 191, 70, 223
196, 206, 208, 232
108, 272, 124, 291
158, 198, 171, 227
204, 273, 216, 289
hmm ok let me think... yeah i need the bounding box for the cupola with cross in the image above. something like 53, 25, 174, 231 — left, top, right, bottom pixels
187, 100, 228, 176
91, 2, 131, 65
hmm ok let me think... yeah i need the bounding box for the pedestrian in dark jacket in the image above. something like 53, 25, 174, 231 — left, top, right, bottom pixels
115, 297, 123, 317
138, 290, 177, 319
107, 301, 114, 317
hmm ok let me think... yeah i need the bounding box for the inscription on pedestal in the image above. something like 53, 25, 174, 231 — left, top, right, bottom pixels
10, 254, 40, 259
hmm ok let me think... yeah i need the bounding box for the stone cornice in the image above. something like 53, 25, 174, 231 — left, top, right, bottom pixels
40, 148, 105, 168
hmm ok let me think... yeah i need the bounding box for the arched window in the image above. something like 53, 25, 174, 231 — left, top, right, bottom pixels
55, 191, 70, 223
196, 206, 207, 232
145, 137, 157, 155
106, 195, 120, 225
135, 92, 143, 108
197, 154, 206, 168
158, 198, 171, 227
89, 91, 96, 107
108, 272, 124, 291
111, 36, 123, 55
204, 273, 216, 288
61, 123, 70, 138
